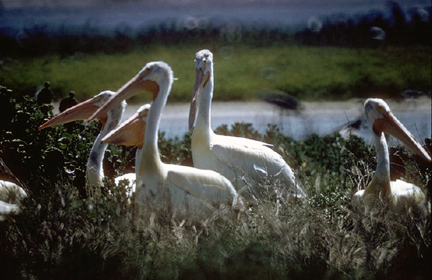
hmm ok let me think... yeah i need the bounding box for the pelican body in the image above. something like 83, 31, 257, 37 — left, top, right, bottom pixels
39, 91, 135, 192
0, 180, 27, 219
188, 50, 306, 200
90, 62, 243, 216
352, 98, 431, 214
0, 200, 20, 217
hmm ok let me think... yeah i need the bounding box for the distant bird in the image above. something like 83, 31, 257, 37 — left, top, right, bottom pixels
90, 61, 243, 216
369, 26, 386, 41
352, 98, 431, 214
337, 111, 372, 142
188, 49, 306, 201
400, 89, 427, 99
261, 90, 300, 110
39, 91, 136, 196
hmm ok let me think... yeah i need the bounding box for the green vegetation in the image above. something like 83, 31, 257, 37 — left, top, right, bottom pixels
0, 44, 430, 103
1, 4, 430, 276
1, 89, 431, 279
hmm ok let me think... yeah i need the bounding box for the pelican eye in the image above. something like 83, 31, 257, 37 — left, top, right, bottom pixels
376, 104, 386, 114
140, 66, 153, 77
140, 108, 150, 117
93, 94, 105, 102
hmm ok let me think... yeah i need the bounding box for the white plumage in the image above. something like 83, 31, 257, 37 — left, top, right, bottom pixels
91, 61, 243, 217
0, 200, 20, 218
352, 98, 431, 214
188, 49, 306, 200
0, 180, 27, 219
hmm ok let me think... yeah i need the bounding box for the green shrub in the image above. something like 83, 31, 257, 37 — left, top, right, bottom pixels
0, 86, 430, 279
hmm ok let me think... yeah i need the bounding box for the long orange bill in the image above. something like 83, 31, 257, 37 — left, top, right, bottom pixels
375, 111, 431, 162
89, 74, 158, 122
102, 104, 150, 149
188, 68, 210, 132
39, 98, 105, 130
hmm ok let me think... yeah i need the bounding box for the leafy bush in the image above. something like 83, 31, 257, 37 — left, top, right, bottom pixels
0, 86, 430, 279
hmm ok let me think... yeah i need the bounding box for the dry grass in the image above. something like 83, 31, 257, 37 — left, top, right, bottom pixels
0, 97, 430, 280
1, 147, 430, 280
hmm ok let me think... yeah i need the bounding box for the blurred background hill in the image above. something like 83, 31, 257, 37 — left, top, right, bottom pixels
1, 0, 430, 35
1, 0, 430, 54
0, 0, 430, 104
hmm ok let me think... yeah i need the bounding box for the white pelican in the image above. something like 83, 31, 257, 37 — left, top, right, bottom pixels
352, 98, 431, 214
188, 49, 306, 200
38, 91, 136, 194
102, 104, 151, 191
89, 61, 244, 216
0, 179, 27, 219
0, 180, 27, 201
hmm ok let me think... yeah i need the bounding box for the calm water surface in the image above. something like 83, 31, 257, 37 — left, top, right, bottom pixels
120, 97, 431, 144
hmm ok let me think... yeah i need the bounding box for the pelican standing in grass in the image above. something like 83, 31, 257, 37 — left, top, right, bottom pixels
39, 91, 136, 195
352, 98, 431, 214
89, 61, 243, 216
188, 49, 306, 200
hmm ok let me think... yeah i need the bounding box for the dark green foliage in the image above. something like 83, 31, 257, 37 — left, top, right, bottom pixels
215, 122, 261, 141
0, 2, 430, 58
0, 86, 132, 196
157, 132, 193, 166
0, 87, 430, 279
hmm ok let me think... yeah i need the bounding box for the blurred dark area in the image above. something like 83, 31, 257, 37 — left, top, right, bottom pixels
0, 1, 430, 58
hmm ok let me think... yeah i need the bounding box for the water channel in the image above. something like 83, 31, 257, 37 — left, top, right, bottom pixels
119, 97, 431, 144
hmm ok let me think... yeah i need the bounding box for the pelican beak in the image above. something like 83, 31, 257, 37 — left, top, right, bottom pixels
102, 106, 150, 149
38, 97, 107, 130
188, 68, 210, 132
375, 112, 431, 162
89, 72, 159, 122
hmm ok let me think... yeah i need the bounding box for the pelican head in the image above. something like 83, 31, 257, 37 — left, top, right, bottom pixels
102, 104, 151, 149
89, 61, 173, 122
38, 90, 125, 130
364, 98, 431, 162
195, 49, 213, 72
189, 49, 214, 131
364, 98, 391, 124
